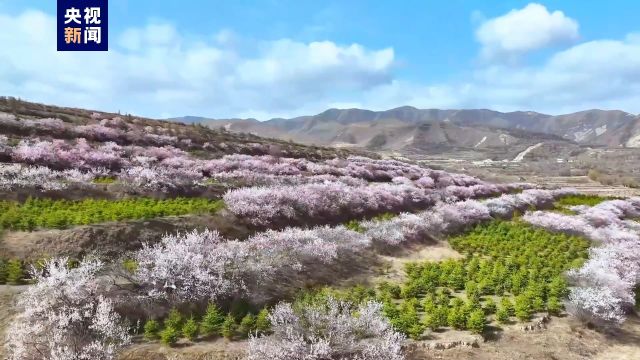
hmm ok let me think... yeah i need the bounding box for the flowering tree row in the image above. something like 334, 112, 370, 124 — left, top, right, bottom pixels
11, 139, 484, 186
2, 135, 506, 194
204, 154, 485, 185
523, 197, 640, 324
6, 137, 478, 183
362, 188, 575, 250
137, 189, 573, 304
0, 113, 181, 147
10, 137, 191, 171
0, 163, 107, 191
133, 226, 369, 303
1, 138, 203, 191
224, 181, 531, 226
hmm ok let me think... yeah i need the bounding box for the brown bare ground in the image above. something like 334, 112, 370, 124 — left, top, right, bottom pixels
408, 315, 640, 360
376, 241, 464, 283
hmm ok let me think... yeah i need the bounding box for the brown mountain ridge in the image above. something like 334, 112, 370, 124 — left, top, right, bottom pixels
171, 107, 640, 158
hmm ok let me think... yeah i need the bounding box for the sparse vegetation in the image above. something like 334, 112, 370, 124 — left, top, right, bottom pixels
588, 168, 639, 188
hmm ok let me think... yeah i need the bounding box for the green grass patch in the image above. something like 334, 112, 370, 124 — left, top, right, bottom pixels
554, 194, 619, 208
91, 176, 117, 184
0, 197, 224, 231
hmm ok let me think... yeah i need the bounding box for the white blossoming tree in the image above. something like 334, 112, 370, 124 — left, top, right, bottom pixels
248, 298, 405, 360
6, 258, 130, 360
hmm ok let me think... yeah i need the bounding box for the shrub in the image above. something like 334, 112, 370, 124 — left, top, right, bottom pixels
467, 309, 486, 334
344, 219, 365, 233
530, 294, 546, 312
160, 326, 179, 346
496, 306, 510, 324
401, 282, 421, 299
164, 308, 183, 332
6, 259, 24, 285
447, 305, 467, 330
378, 282, 402, 299
0, 259, 7, 284
433, 306, 449, 329
392, 299, 422, 338
143, 319, 161, 340
514, 294, 532, 322
255, 309, 271, 335
547, 297, 562, 315
483, 298, 497, 315
422, 313, 438, 331
465, 281, 480, 303
407, 323, 425, 340
548, 276, 568, 298
221, 314, 237, 340
500, 297, 514, 316
238, 314, 256, 338
182, 317, 199, 341
200, 303, 225, 336
122, 259, 138, 273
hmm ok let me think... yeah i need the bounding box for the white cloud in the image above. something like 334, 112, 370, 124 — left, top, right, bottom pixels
476, 3, 579, 60
0, 10, 394, 118
368, 34, 640, 115
1, 7, 640, 119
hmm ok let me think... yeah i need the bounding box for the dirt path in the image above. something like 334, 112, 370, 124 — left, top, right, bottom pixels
0, 285, 26, 359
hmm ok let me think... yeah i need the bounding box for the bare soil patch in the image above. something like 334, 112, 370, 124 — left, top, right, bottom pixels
376, 241, 464, 283
407, 315, 640, 360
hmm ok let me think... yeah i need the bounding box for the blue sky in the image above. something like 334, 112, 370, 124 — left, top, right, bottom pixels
1, 1, 640, 118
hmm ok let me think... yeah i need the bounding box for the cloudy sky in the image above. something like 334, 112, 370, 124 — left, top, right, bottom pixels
1, 1, 639, 119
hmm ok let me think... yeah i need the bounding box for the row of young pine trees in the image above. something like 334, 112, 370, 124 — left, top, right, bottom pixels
143, 304, 271, 346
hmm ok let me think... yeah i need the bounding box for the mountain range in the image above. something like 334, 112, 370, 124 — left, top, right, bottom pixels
171, 107, 640, 157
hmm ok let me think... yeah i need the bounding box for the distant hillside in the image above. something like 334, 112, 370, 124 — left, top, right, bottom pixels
172, 107, 640, 152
